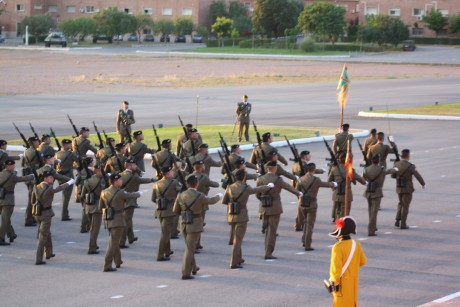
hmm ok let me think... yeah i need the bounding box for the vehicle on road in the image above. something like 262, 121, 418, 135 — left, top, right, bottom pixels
192, 35, 203, 43
128, 34, 138, 42
113, 35, 123, 41
143, 34, 154, 42
93, 34, 113, 44
175, 35, 186, 43
402, 40, 416, 51
44, 32, 67, 47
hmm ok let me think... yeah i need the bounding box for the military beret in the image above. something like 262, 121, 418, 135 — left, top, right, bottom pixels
371, 154, 380, 162
267, 150, 278, 158
266, 161, 277, 167
306, 162, 316, 171
185, 124, 193, 128
123, 100, 129, 105
161, 139, 171, 146
235, 158, 246, 165
4, 159, 15, 166
401, 149, 410, 158
61, 139, 72, 145
370, 128, 377, 134
161, 166, 172, 174
41, 134, 50, 141
28, 136, 39, 143
300, 150, 310, 156
107, 137, 115, 143
133, 131, 142, 137
115, 143, 125, 150
85, 157, 93, 165
0, 140, 7, 146
262, 132, 271, 139
110, 173, 122, 181
230, 144, 239, 151
189, 128, 198, 133
80, 127, 90, 132
42, 171, 54, 178
186, 174, 197, 181
243, 95, 248, 99
126, 158, 136, 164
193, 160, 204, 166
342, 123, 350, 130
198, 143, 208, 149
43, 154, 54, 160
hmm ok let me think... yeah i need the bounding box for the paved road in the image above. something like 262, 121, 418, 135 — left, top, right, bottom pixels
0, 53, 459, 306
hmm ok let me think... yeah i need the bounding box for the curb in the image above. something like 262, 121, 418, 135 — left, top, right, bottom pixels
358, 111, 460, 121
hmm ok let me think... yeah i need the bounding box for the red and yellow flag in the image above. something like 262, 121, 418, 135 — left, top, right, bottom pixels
344, 140, 353, 181
337, 64, 349, 109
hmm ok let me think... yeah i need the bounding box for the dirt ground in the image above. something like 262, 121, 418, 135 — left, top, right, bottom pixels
1, 49, 459, 96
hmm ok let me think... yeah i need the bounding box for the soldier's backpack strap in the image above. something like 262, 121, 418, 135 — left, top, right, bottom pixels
230, 184, 248, 203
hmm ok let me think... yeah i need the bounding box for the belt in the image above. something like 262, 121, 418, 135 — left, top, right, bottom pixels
114, 210, 123, 214
192, 214, 201, 218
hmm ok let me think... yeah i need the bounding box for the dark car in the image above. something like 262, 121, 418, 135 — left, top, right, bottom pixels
192, 35, 203, 43
44, 32, 67, 47
128, 34, 138, 42
160, 34, 170, 43
143, 34, 154, 42
0, 35, 5, 43
93, 34, 112, 44
402, 40, 416, 51
175, 35, 186, 43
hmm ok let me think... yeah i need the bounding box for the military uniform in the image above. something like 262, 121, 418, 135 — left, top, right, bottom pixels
96, 146, 112, 166
190, 152, 222, 177
0, 168, 34, 244
181, 139, 202, 159
72, 135, 97, 203
250, 143, 288, 166
172, 188, 220, 278
236, 100, 251, 142
116, 108, 135, 143
363, 134, 377, 153
37, 142, 56, 158
99, 185, 140, 271
332, 132, 353, 154
23, 145, 43, 225
152, 177, 182, 260
0, 149, 21, 171
366, 142, 394, 169
105, 153, 127, 174
256, 172, 299, 259
127, 140, 155, 172
55, 148, 79, 220
222, 181, 270, 267
175, 132, 203, 157
228, 152, 257, 171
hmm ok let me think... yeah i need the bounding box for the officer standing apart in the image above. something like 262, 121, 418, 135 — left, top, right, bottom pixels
393, 149, 425, 229
236, 95, 251, 142
116, 100, 135, 144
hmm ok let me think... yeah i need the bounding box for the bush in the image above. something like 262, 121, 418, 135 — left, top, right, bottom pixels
410, 36, 460, 45
239, 38, 274, 48
320, 44, 384, 52
22, 35, 47, 44
300, 38, 316, 52
205, 38, 242, 47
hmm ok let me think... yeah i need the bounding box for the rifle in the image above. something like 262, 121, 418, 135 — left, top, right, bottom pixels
13, 122, 30, 148
92, 121, 104, 150
105, 134, 124, 172
252, 121, 267, 175
219, 132, 231, 156
168, 151, 187, 191
285, 136, 305, 177
152, 124, 161, 152
125, 127, 133, 144
50, 128, 62, 151
388, 136, 400, 163
67, 114, 79, 137
218, 133, 234, 173
185, 156, 193, 174
29, 122, 40, 143
323, 138, 338, 166
102, 130, 108, 141
357, 139, 371, 167
99, 162, 109, 187
178, 115, 189, 141
218, 150, 235, 186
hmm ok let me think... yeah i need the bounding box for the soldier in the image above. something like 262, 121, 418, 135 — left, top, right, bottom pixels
127, 130, 155, 172
266, 150, 297, 181
0, 160, 34, 245
393, 149, 425, 229
80, 163, 107, 254
363, 128, 378, 153
37, 134, 56, 158
190, 144, 222, 177
175, 123, 203, 157
297, 163, 336, 251
72, 127, 97, 203
172, 174, 222, 280
228, 144, 258, 171
23, 136, 43, 226
328, 152, 366, 220
99, 173, 142, 272
180, 128, 202, 159
152, 139, 182, 170
256, 161, 301, 260
222, 169, 272, 268
55, 139, 79, 221
236, 95, 251, 142
152, 166, 182, 261
363, 155, 398, 236
0, 140, 23, 170
249, 132, 288, 167
32, 171, 74, 265
332, 123, 354, 154
366, 132, 395, 169
116, 100, 135, 143
119, 158, 155, 248
96, 137, 115, 166
104, 143, 127, 174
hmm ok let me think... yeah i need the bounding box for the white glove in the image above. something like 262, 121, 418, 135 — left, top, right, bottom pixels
388, 135, 394, 142
138, 191, 144, 196
55, 159, 61, 163
393, 167, 399, 172
322, 168, 327, 173
141, 171, 145, 177
295, 175, 299, 181
66, 178, 75, 185
216, 193, 223, 199
106, 173, 112, 177
267, 183, 274, 188
298, 192, 303, 197
18, 154, 24, 159
332, 182, 338, 188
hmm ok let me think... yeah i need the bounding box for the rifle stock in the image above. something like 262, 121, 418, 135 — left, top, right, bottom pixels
93, 121, 104, 150
388, 137, 400, 162
252, 121, 267, 175
50, 128, 62, 151
323, 138, 338, 166
357, 139, 371, 167
67, 114, 79, 137
152, 124, 161, 152
13, 123, 30, 149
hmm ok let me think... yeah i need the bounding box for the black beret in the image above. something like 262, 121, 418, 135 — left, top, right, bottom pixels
85, 157, 93, 165
123, 100, 129, 105
342, 123, 350, 129
41, 134, 50, 141
110, 173, 122, 181
4, 159, 15, 166
198, 143, 208, 149
161, 139, 171, 145
186, 174, 197, 180
193, 160, 204, 166
266, 161, 277, 167
306, 163, 316, 171
0, 140, 7, 146
185, 124, 193, 128
42, 171, 54, 178
43, 154, 54, 160
300, 150, 310, 156
126, 158, 136, 164
61, 139, 72, 145
115, 143, 125, 150
80, 127, 90, 132
230, 144, 239, 151
262, 132, 271, 139
28, 136, 39, 143
267, 150, 278, 158
133, 131, 142, 136
107, 137, 115, 143
190, 128, 198, 133
235, 158, 246, 165
161, 166, 172, 173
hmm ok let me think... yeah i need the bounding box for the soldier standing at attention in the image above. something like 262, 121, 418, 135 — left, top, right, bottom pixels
80, 163, 107, 254
99, 173, 142, 272
37, 134, 56, 158
363, 155, 398, 236
297, 163, 336, 251
0, 160, 34, 245
332, 123, 353, 154
236, 95, 251, 142
33, 171, 74, 265
152, 166, 182, 261
119, 158, 155, 248
0, 140, 23, 170
127, 131, 155, 173
256, 161, 301, 260
363, 128, 378, 153
172, 174, 222, 280
393, 149, 425, 229
23, 136, 43, 227
55, 139, 79, 221
222, 169, 272, 268
116, 100, 135, 143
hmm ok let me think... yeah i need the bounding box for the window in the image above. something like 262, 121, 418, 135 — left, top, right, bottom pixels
67, 6, 76, 13
34, 5, 42, 10
124, 8, 133, 15
366, 7, 377, 15
143, 8, 152, 15
16, 4, 25, 11
162, 7, 172, 16
439, 9, 448, 17
412, 28, 423, 36
48, 5, 58, 13
413, 8, 424, 16
389, 8, 400, 16
85, 6, 94, 13
182, 8, 192, 16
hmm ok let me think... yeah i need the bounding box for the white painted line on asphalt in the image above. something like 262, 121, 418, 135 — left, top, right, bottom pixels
384, 232, 392, 234
66, 241, 76, 244
456, 215, 460, 218
156, 285, 168, 289
111, 295, 124, 299
19, 207, 25, 210
433, 220, 441, 223
358, 238, 367, 241
440, 175, 446, 178
296, 252, 306, 255
265, 259, 276, 262
200, 275, 212, 278
410, 226, 418, 228
432, 291, 460, 303
133, 230, 141, 232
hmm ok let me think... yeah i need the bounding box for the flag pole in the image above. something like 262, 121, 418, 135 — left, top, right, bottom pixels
344, 139, 351, 216
340, 106, 344, 128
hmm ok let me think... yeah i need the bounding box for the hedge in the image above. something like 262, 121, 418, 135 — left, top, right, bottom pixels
22, 35, 47, 44
410, 36, 460, 45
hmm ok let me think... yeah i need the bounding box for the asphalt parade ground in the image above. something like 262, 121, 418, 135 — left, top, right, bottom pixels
0, 48, 459, 306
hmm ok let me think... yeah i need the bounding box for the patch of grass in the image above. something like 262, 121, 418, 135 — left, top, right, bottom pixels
372, 103, 460, 116
179, 46, 346, 56
8, 125, 338, 151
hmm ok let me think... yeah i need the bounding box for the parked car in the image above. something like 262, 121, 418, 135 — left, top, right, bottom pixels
0, 35, 5, 43
128, 34, 138, 42
175, 35, 186, 43
93, 34, 112, 43
143, 34, 154, 42
113, 35, 123, 41
402, 40, 416, 51
192, 35, 203, 43
44, 32, 67, 47
160, 34, 170, 43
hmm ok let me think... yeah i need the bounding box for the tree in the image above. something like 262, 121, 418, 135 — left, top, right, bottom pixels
233, 15, 253, 36
388, 18, 409, 46
174, 17, 194, 35
423, 9, 448, 36
230, 28, 240, 46
211, 16, 233, 47
135, 14, 154, 43
210, 0, 229, 26
154, 19, 175, 36
357, 15, 408, 46
58, 19, 78, 43
195, 26, 209, 38
252, 0, 303, 37
449, 13, 460, 34
74, 17, 97, 41
94, 7, 136, 38
21, 14, 55, 38
297, 2, 346, 44
229, 1, 247, 18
